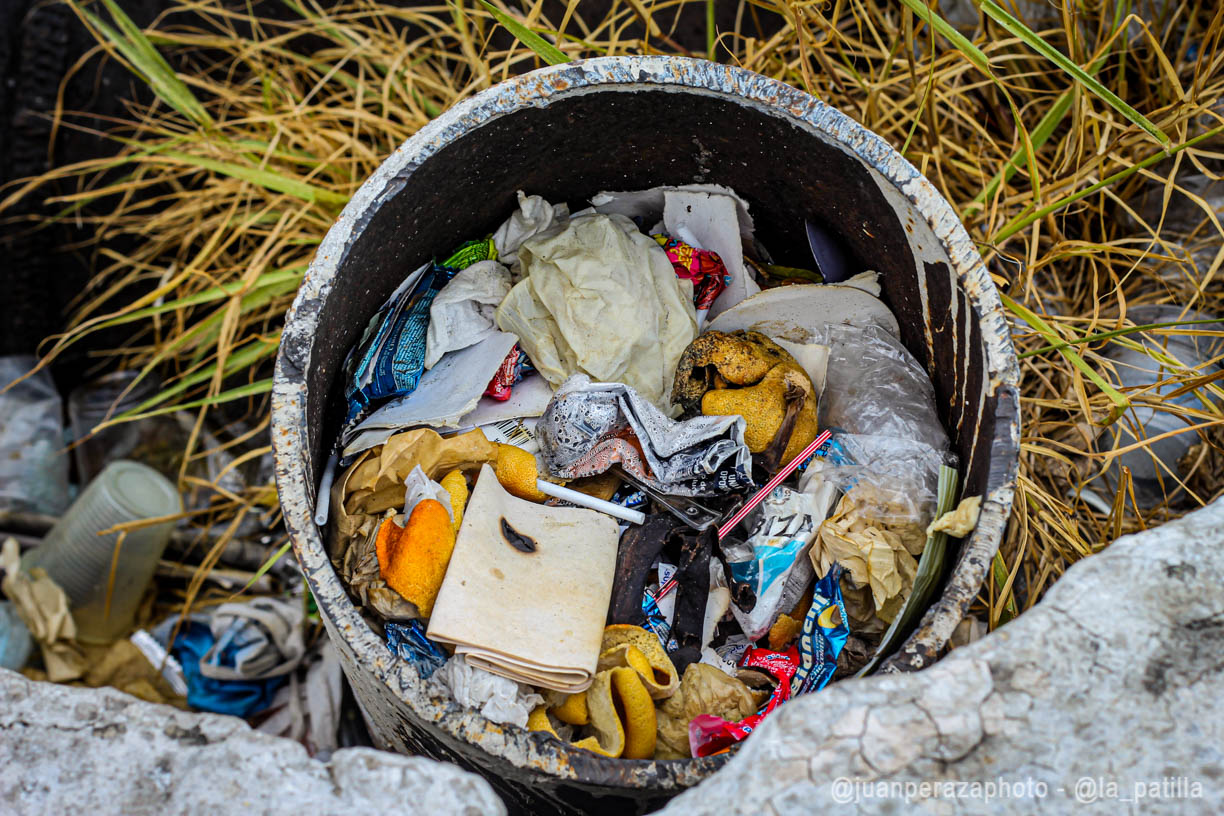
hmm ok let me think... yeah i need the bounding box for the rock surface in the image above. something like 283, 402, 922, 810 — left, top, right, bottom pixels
4, 501, 1222, 815
0, 668, 505, 816
663, 498, 1224, 814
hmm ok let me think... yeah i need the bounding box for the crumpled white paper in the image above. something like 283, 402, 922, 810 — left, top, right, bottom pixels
424, 260, 511, 370
432, 654, 545, 729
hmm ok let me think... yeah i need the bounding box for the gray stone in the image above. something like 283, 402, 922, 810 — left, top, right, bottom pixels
0, 668, 505, 816
664, 498, 1224, 815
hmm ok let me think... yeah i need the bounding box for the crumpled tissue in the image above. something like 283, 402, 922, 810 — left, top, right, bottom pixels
492, 191, 569, 269
432, 654, 545, 729
424, 260, 512, 369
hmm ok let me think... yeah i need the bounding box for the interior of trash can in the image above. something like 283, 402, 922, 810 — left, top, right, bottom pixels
303, 89, 999, 509
274, 58, 1019, 816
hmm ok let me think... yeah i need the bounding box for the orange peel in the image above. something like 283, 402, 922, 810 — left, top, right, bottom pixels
550, 691, 589, 726
492, 443, 547, 502
572, 666, 657, 759
598, 624, 679, 699
439, 469, 468, 533
375, 498, 456, 618
527, 706, 559, 737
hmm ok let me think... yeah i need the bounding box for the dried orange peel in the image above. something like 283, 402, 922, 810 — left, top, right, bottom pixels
527, 706, 559, 737
768, 613, 803, 651
375, 498, 456, 618
671, 330, 793, 413
598, 624, 680, 699
492, 443, 548, 502
550, 690, 589, 725
439, 469, 468, 533
701, 361, 818, 463
573, 666, 657, 759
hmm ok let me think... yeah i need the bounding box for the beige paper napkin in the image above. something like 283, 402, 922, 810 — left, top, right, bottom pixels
426, 465, 620, 693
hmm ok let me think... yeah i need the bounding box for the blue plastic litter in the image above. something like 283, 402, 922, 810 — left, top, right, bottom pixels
168, 621, 285, 718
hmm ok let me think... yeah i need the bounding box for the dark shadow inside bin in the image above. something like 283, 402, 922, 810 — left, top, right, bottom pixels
293, 83, 1012, 816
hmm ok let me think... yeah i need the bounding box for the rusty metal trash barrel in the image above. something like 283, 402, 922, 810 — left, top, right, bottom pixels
271, 56, 1021, 815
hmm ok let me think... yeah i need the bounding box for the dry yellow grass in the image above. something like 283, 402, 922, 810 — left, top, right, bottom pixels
1, 0, 1221, 629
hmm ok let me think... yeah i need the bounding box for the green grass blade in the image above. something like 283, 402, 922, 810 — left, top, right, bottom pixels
160, 151, 349, 206
76, 0, 214, 129
994, 124, 1224, 241
478, 1, 571, 65
115, 336, 281, 419
237, 540, 294, 595
858, 464, 960, 676
1003, 293, 1130, 423
968, 0, 1130, 213
899, 0, 1039, 201
992, 551, 1019, 623
1018, 317, 1224, 359
898, 0, 991, 73
92, 379, 274, 429
979, 0, 1168, 147
968, 88, 1074, 214
93, 267, 305, 330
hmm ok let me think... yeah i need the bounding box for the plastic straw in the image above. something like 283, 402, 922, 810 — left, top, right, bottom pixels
535, 479, 646, 525
717, 429, 833, 538
655, 429, 833, 599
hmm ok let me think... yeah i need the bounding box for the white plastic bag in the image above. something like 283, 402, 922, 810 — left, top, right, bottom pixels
723, 486, 828, 641
0, 356, 68, 514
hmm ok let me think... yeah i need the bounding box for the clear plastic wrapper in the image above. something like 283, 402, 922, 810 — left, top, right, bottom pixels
721, 486, 826, 641
800, 433, 951, 529
0, 356, 68, 515
818, 324, 948, 453
801, 433, 955, 625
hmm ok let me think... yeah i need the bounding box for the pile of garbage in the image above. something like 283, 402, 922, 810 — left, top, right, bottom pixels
0, 360, 351, 758
325, 185, 982, 760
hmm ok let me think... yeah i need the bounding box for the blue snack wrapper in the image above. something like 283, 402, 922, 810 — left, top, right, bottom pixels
610, 482, 649, 513
344, 238, 496, 424
385, 620, 447, 679
641, 591, 671, 647
791, 563, 849, 695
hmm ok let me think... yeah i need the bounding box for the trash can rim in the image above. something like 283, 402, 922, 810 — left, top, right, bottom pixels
272, 54, 1020, 787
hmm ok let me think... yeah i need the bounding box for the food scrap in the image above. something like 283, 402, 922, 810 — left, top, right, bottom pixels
322, 184, 969, 761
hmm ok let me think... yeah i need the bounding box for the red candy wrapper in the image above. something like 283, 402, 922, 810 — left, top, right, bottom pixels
653, 234, 730, 311
484, 344, 532, 401
690, 647, 799, 757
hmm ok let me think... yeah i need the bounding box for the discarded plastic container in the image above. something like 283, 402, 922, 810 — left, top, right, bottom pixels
68, 371, 161, 483
1099, 304, 1224, 507
0, 601, 33, 671
22, 460, 181, 644
0, 355, 69, 515
271, 57, 1021, 814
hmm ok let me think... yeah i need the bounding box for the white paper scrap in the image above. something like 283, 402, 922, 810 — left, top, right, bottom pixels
343, 331, 518, 456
